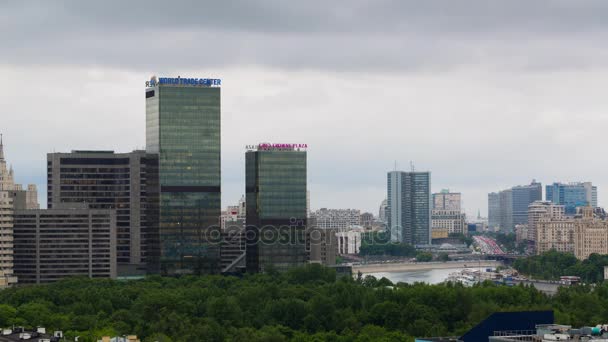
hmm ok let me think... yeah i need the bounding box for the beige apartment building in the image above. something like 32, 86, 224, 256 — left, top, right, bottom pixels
535, 206, 608, 260
0, 136, 39, 287
528, 201, 565, 242
536, 217, 575, 255
574, 207, 608, 260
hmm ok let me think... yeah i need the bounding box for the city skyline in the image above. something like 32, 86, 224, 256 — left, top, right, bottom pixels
4, 1, 608, 217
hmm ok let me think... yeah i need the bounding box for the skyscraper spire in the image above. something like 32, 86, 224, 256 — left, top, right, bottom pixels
0, 134, 4, 160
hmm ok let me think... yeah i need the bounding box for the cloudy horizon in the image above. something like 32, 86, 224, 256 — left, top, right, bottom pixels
3, 0, 608, 217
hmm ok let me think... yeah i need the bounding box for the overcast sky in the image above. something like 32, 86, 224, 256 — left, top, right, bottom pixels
3, 0, 608, 217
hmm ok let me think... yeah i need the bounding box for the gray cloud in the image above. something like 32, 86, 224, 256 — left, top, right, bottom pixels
3, 1, 608, 216
3, 1, 608, 72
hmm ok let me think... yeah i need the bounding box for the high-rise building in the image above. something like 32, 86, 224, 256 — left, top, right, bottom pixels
433, 190, 461, 211
512, 181, 542, 231
536, 217, 575, 255
311, 208, 361, 230
245, 144, 308, 272
527, 201, 565, 242
0, 192, 17, 287
145, 76, 222, 275
546, 182, 598, 215
574, 207, 608, 260
379, 199, 388, 223
387, 171, 431, 245
498, 189, 513, 233
13, 206, 117, 284
0, 136, 37, 287
534, 206, 608, 260
488, 192, 500, 230
490, 181, 542, 233
583, 182, 598, 208
0, 136, 38, 209
238, 195, 246, 218
47, 150, 151, 276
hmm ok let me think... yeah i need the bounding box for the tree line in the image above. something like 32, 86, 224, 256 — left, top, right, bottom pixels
513, 250, 608, 283
1, 263, 608, 341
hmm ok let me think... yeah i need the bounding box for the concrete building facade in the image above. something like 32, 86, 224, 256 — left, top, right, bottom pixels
536, 217, 575, 255
534, 206, 608, 260
433, 190, 461, 211
336, 228, 364, 254
47, 150, 151, 276
527, 201, 565, 243
311, 208, 361, 230
574, 207, 608, 260
488, 192, 501, 230
307, 226, 337, 266
431, 209, 467, 239
0, 192, 17, 287
13, 207, 117, 284
490, 181, 542, 233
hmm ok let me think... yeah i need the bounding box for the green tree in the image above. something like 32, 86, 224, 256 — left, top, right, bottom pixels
0, 304, 16, 327
416, 252, 433, 262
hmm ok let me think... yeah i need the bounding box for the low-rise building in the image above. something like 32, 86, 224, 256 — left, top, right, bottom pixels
431, 209, 466, 240
308, 226, 337, 266
336, 227, 364, 254
311, 208, 361, 230
220, 219, 246, 273
360, 212, 374, 229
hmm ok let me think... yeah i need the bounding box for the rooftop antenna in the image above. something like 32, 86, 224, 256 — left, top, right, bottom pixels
394, 160, 397, 171
410, 161, 415, 172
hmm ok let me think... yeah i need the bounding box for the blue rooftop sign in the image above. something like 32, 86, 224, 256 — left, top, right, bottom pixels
146, 76, 221, 87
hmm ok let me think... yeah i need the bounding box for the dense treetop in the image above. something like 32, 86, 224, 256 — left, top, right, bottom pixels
0, 263, 606, 342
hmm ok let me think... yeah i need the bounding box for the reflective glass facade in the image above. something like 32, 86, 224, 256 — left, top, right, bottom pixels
386, 171, 431, 245
146, 84, 221, 275
245, 149, 308, 272
546, 182, 596, 215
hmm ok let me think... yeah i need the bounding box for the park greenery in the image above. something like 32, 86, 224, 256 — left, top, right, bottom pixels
2, 264, 608, 341
359, 231, 417, 257
513, 250, 608, 283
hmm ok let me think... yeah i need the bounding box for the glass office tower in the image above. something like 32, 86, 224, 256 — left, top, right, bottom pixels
245, 145, 308, 273
387, 171, 431, 245
546, 182, 597, 215
145, 77, 221, 275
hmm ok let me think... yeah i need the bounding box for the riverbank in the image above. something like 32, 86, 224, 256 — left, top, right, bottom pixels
352, 260, 503, 274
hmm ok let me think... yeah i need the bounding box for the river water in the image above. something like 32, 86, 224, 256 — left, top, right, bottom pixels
369, 268, 470, 284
